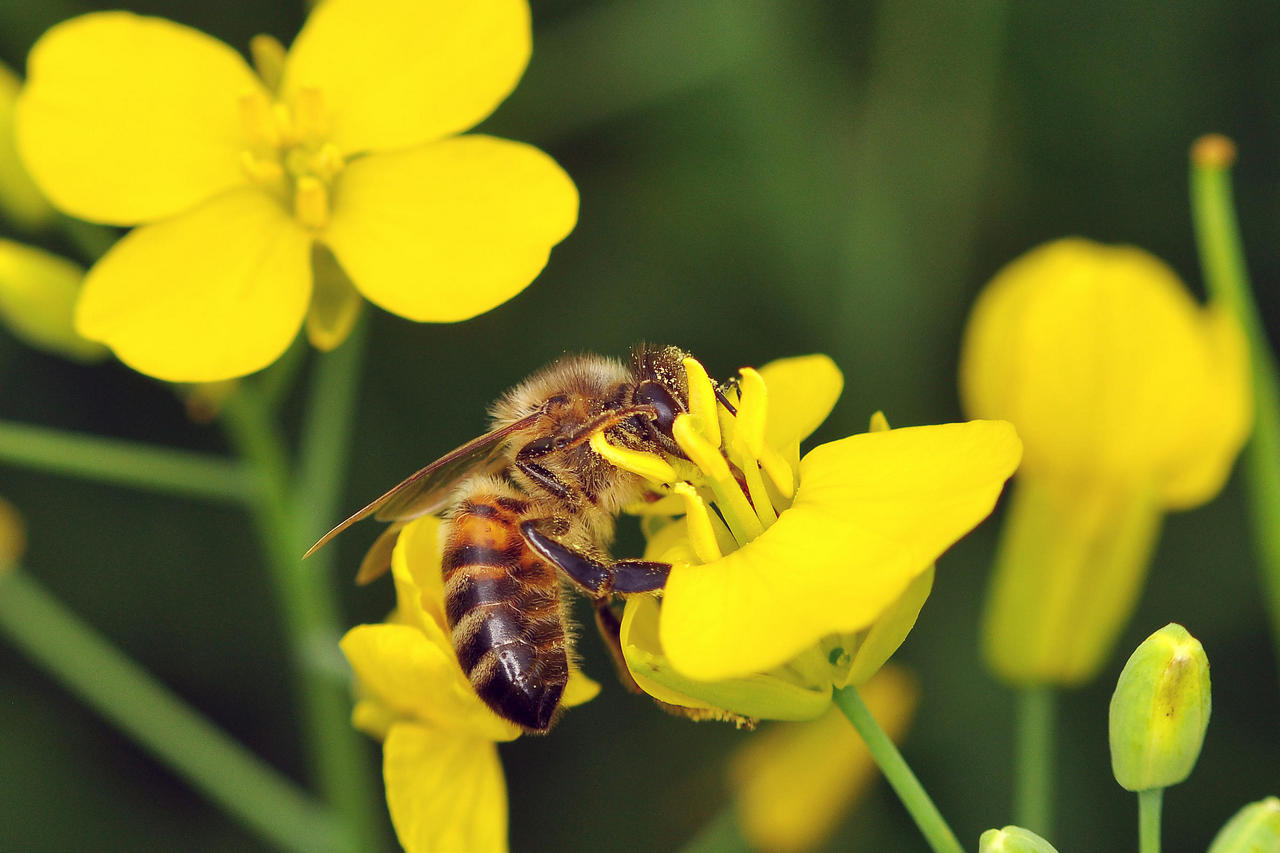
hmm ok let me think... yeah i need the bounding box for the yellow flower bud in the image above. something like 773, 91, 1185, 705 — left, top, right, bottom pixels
962, 239, 1250, 685
979, 826, 1060, 853
0, 62, 54, 230
1208, 797, 1280, 853
0, 495, 26, 573
1109, 623, 1211, 791
0, 239, 107, 362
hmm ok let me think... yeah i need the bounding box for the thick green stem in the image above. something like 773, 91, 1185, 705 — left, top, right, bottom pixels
1189, 136, 1280, 675
0, 570, 341, 853
0, 418, 250, 503
1014, 686, 1055, 837
1138, 788, 1163, 853
219, 324, 383, 853
834, 686, 964, 853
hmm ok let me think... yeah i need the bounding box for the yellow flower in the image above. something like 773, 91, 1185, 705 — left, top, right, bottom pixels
729, 666, 918, 853
596, 354, 1021, 719
16, 0, 578, 382
0, 495, 25, 573
0, 62, 53, 230
341, 516, 598, 853
960, 238, 1251, 685
0, 239, 107, 362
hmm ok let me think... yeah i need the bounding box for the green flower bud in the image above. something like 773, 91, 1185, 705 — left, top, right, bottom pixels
978, 825, 1060, 853
1207, 797, 1280, 853
1109, 623, 1210, 791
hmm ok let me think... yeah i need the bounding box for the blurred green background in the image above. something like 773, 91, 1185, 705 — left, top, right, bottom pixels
2, 1, 1278, 850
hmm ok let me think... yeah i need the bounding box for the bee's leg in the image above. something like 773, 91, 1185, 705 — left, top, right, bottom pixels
519, 521, 671, 596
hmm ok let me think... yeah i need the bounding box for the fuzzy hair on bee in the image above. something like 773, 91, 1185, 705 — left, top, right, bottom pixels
308, 344, 701, 732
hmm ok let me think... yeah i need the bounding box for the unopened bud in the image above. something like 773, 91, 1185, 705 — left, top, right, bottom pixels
978, 825, 1059, 853
1207, 796, 1280, 853
1109, 623, 1210, 791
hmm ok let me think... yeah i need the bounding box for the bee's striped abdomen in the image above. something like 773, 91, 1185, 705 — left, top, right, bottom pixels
443, 493, 568, 732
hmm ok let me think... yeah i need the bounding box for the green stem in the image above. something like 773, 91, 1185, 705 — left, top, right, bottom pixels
0, 418, 250, 503
834, 686, 964, 853
0, 569, 341, 853
1138, 789, 1163, 853
1189, 136, 1280, 675
219, 326, 384, 853
1014, 686, 1055, 837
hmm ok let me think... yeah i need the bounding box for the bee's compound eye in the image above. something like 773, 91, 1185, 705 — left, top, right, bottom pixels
634, 381, 680, 437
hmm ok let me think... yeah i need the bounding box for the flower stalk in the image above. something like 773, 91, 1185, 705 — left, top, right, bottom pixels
1139, 789, 1163, 853
833, 685, 963, 853
1014, 686, 1055, 838
1189, 134, 1280, 675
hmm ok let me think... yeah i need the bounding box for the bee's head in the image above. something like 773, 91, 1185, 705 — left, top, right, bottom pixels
628, 344, 692, 452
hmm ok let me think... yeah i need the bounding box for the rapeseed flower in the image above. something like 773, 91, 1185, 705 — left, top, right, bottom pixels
594, 354, 1021, 719
341, 515, 597, 853
17, 0, 577, 381
961, 239, 1250, 685
0, 239, 106, 362
0, 61, 52, 230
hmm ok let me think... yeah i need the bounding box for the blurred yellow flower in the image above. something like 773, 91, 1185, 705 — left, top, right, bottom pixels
0, 239, 107, 362
17, 0, 578, 382
960, 238, 1251, 685
0, 495, 25, 573
603, 354, 1021, 719
729, 666, 918, 853
0, 62, 53, 230
341, 515, 597, 853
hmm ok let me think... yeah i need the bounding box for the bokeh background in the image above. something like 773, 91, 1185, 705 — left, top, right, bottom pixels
2, 1, 1278, 850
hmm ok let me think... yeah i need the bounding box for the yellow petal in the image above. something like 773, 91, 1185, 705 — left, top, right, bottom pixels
0, 239, 106, 361
383, 723, 508, 853
0, 494, 26, 571
75, 189, 311, 382
17, 12, 260, 224
282, 0, 530, 154
758, 354, 844, 448
390, 516, 450, 641
661, 420, 1021, 680
621, 594, 831, 721
326, 136, 577, 323
0, 62, 54, 230
562, 666, 601, 708
341, 623, 520, 742
983, 476, 1162, 686
730, 667, 918, 853
838, 565, 934, 688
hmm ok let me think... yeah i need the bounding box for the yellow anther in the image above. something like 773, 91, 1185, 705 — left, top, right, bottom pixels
673, 414, 731, 482
869, 410, 891, 433
673, 482, 722, 563
293, 87, 328, 143
682, 357, 721, 448
735, 367, 768, 457
589, 431, 678, 484
294, 176, 329, 230
238, 150, 284, 185
249, 34, 287, 92
238, 92, 278, 147
272, 102, 297, 147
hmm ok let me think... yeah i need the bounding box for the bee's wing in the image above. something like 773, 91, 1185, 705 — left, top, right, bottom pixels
303, 414, 540, 559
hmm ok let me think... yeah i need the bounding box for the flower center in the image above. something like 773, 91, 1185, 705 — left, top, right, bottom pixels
593, 358, 797, 564
238, 36, 345, 232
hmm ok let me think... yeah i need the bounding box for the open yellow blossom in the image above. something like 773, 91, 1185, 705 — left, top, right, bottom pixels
729, 666, 918, 853
599, 354, 1020, 719
960, 238, 1251, 685
341, 515, 597, 853
17, 0, 577, 381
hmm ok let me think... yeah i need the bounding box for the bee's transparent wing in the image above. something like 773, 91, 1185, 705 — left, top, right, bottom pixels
303, 414, 540, 559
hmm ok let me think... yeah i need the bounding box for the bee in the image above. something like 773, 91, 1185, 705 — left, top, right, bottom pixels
308, 345, 710, 732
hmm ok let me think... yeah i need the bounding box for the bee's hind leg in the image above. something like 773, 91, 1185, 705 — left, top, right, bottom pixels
518, 521, 671, 596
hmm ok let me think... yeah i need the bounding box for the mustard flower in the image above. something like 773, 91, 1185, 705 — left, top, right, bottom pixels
0, 62, 52, 230
0, 239, 107, 362
728, 666, 918, 853
340, 515, 597, 853
592, 354, 1021, 719
0, 495, 25, 572
960, 239, 1251, 685
17, 0, 578, 382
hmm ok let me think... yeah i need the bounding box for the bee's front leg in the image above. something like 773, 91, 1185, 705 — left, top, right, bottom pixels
518, 521, 671, 596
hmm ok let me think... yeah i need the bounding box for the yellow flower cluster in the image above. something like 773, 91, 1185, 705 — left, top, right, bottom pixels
16, 0, 577, 381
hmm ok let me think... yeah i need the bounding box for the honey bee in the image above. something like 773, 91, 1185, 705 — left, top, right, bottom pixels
308, 345, 714, 732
